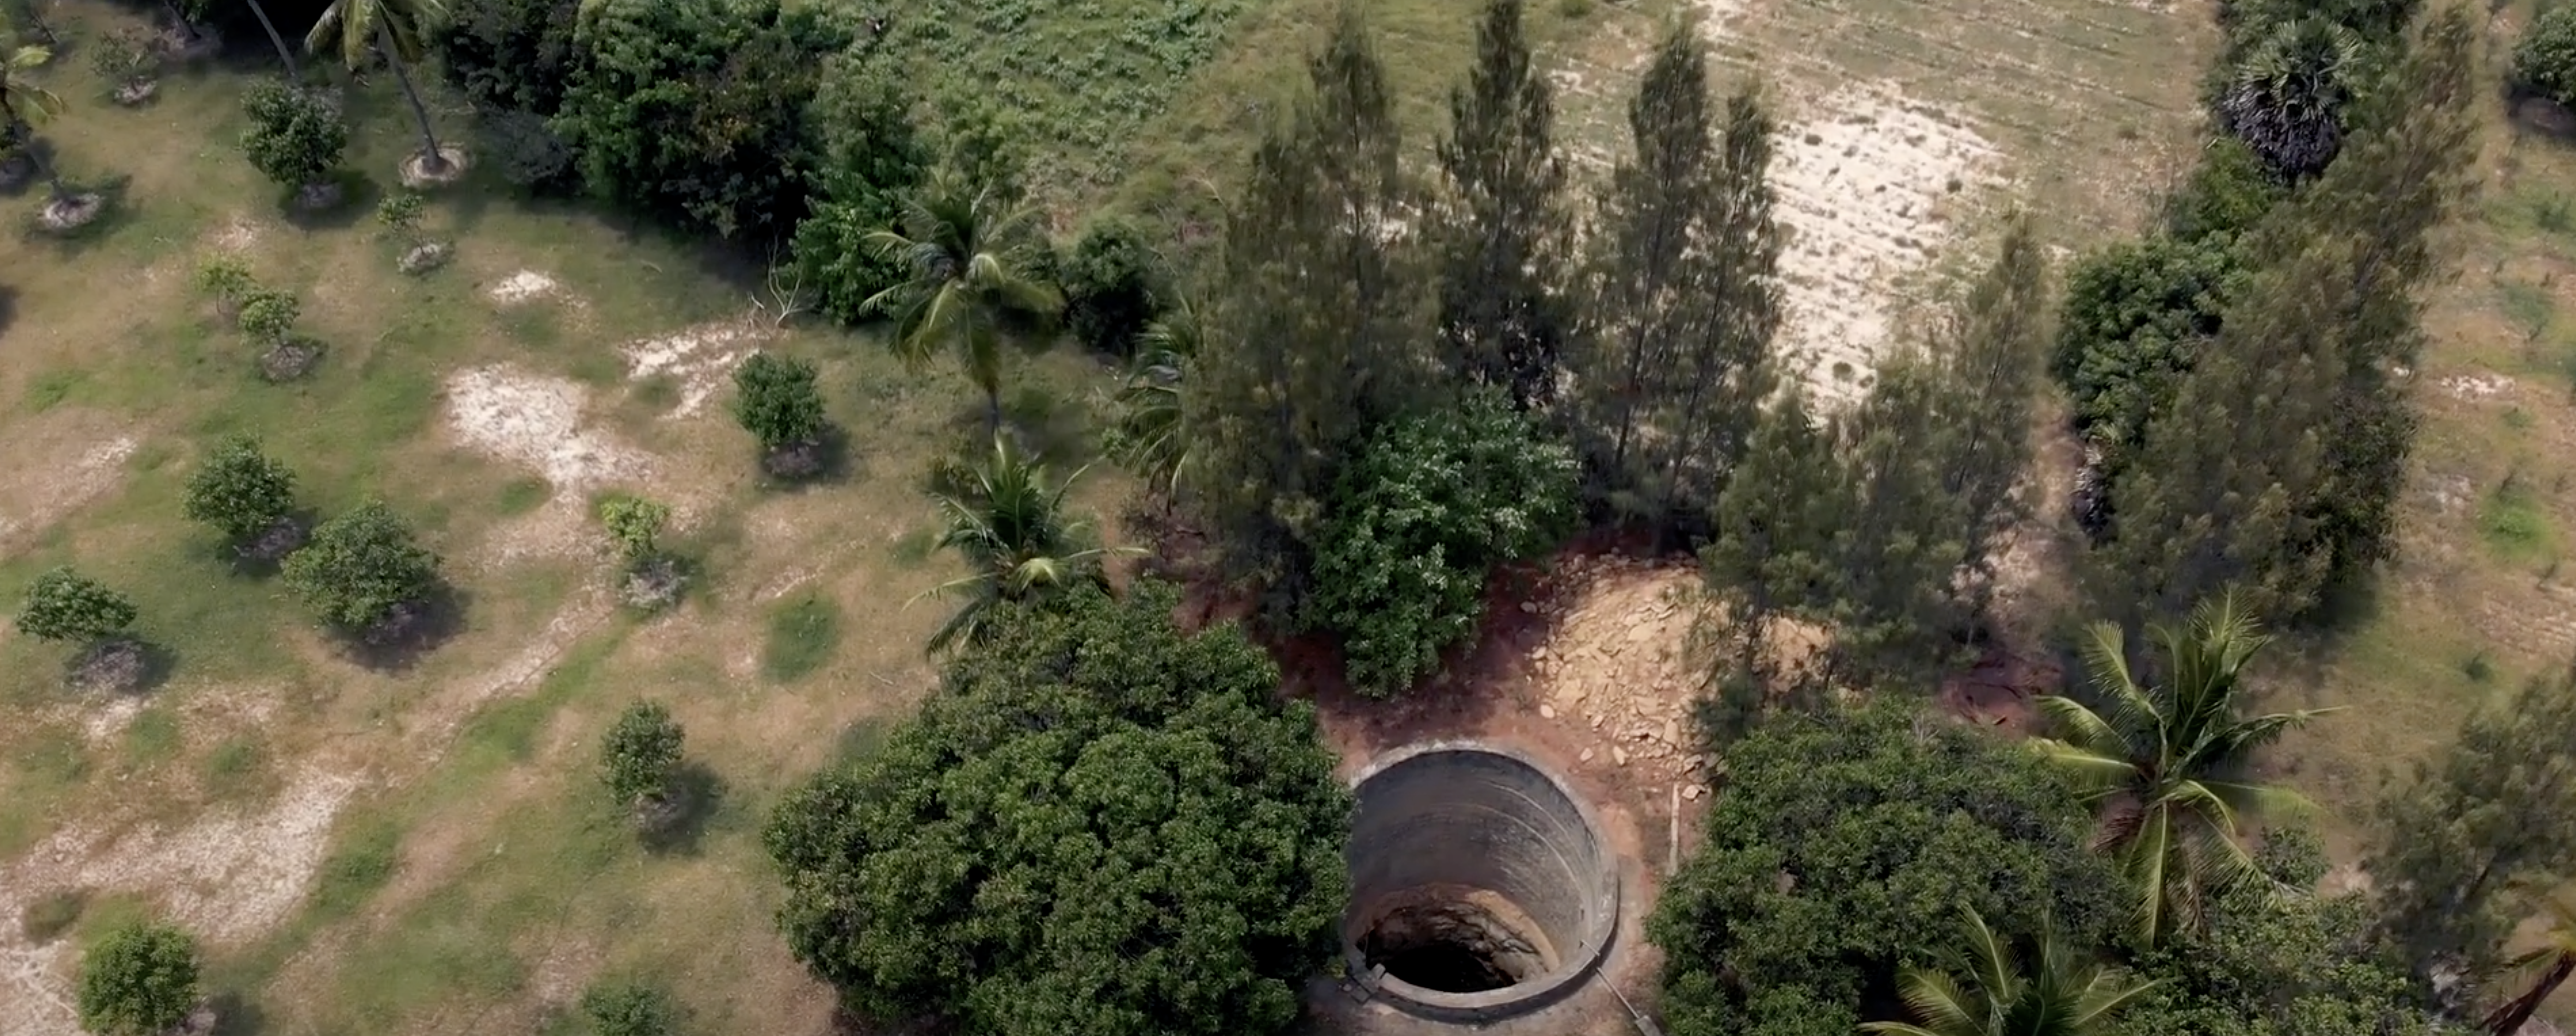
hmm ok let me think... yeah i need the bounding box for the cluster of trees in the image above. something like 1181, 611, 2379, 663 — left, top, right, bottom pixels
1655, 597, 2501, 1036
763, 581, 1349, 1036
2057, 0, 2479, 627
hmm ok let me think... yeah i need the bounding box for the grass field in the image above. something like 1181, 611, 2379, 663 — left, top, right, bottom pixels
2, 0, 2569, 1030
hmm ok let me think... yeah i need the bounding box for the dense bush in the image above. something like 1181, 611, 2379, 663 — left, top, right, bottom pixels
2162, 136, 2285, 243
1060, 217, 1164, 356
237, 288, 301, 345
239, 79, 347, 190
432, 0, 581, 114
579, 981, 678, 1036
554, 0, 825, 238
2053, 236, 2244, 460
283, 502, 442, 634
76, 921, 199, 1036
599, 700, 683, 808
729, 352, 825, 453
17, 567, 138, 645
765, 581, 1348, 1036
1651, 702, 2123, 1036
184, 435, 298, 543
597, 495, 670, 565
1305, 396, 1580, 696
793, 57, 931, 324
2518, 3, 2576, 109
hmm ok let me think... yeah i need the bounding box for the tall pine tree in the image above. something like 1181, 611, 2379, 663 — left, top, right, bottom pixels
1432, 0, 1574, 412
1700, 386, 1844, 731
2095, 5, 2478, 625
1648, 84, 1783, 527
1191, 5, 1432, 588
2369, 657, 2576, 999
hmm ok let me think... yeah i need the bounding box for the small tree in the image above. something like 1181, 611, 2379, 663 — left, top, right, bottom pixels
184, 435, 299, 544
581, 981, 678, 1036
192, 256, 258, 310
75, 921, 199, 1036
1305, 396, 1580, 696
730, 352, 825, 458
376, 191, 425, 241
1061, 218, 1163, 357
2518, 3, 2576, 110
599, 700, 683, 814
598, 496, 670, 565
283, 501, 442, 634
239, 78, 347, 192
237, 288, 301, 345
17, 567, 138, 645
87, 29, 158, 95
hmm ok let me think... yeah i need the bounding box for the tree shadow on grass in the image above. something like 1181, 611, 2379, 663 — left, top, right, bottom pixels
639, 762, 727, 858
341, 584, 471, 673
276, 168, 381, 233
64, 638, 178, 697
758, 424, 863, 491
207, 990, 268, 1036
20, 171, 138, 258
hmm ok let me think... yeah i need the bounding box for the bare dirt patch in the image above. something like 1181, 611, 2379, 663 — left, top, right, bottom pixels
488, 270, 570, 307
445, 367, 657, 567
1770, 84, 2004, 402
0, 418, 138, 552
620, 321, 768, 418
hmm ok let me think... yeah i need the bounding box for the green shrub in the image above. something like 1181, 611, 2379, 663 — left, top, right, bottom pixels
76, 921, 199, 1036
581, 981, 679, 1036
599, 701, 683, 807
237, 288, 301, 345
239, 79, 348, 190
794, 57, 930, 324
2162, 136, 2286, 243
1306, 396, 1580, 696
554, 0, 823, 238
2519, 3, 2576, 108
729, 352, 825, 452
2054, 236, 2245, 460
16, 568, 138, 645
183, 435, 298, 543
376, 191, 426, 239
88, 29, 157, 88
283, 502, 442, 634
1061, 217, 1164, 357
431, 0, 582, 114
191, 256, 256, 304
597, 495, 671, 564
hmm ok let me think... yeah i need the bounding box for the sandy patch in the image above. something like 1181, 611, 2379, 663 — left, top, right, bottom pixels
1771, 83, 2004, 402
445, 367, 647, 490
489, 270, 570, 307
621, 321, 768, 418
0, 770, 357, 1036
0, 426, 137, 553
2440, 372, 2515, 401
208, 217, 263, 252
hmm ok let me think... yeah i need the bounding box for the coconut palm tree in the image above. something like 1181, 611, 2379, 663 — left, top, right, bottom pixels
863, 177, 1062, 434
2032, 592, 2335, 946
2482, 890, 2576, 1036
225, 0, 304, 80
0, 40, 69, 201
1108, 294, 1201, 499
1862, 908, 2160, 1036
306, 0, 450, 175
2217, 18, 2366, 180
916, 434, 1133, 654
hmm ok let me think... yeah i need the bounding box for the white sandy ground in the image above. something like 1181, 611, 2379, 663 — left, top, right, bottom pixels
445, 365, 656, 567
487, 269, 568, 306
620, 321, 769, 418
0, 437, 136, 552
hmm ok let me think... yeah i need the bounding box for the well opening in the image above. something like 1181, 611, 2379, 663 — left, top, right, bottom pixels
1340, 742, 1618, 1021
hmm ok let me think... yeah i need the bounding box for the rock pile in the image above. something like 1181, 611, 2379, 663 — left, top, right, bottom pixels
1524, 556, 1713, 792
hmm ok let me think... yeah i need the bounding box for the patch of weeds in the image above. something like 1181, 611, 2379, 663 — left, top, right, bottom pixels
2463, 651, 2496, 684
631, 375, 681, 413
2501, 280, 2556, 345
2479, 472, 2558, 564
19, 726, 91, 787
122, 706, 183, 768
24, 368, 87, 411
2507, 406, 2537, 432
762, 595, 842, 683
889, 526, 938, 568
2538, 192, 2576, 236
306, 819, 401, 924
201, 735, 273, 801
495, 476, 553, 517
19, 888, 88, 944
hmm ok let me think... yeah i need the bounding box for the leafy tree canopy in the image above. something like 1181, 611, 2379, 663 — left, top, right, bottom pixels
2517, 2, 2576, 110
599, 700, 683, 806
431, 0, 580, 114
1061, 217, 1165, 357
239, 77, 347, 189
1651, 702, 2123, 1036
729, 352, 825, 452
17, 567, 138, 644
764, 581, 1349, 1036
793, 54, 931, 324
282, 501, 442, 633
1305, 394, 1579, 696
76, 921, 199, 1036
184, 435, 298, 543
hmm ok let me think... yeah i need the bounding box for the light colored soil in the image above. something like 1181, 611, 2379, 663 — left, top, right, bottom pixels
0, 415, 136, 552
487, 270, 567, 306
620, 321, 769, 419
445, 366, 650, 490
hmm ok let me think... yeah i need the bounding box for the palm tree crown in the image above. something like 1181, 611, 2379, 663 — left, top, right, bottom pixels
917, 435, 1130, 654
2481, 889, 2576, 1036
2032, 592, 2333, 946
1, 42, 70, 199
2218, 17, 2366, 179
1108, 293, 1201, 499
1862, 908, 2160, 1036
863, 177, 1063, 432
307, 0, 451, 172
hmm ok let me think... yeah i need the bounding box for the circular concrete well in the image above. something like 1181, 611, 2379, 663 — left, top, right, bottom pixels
1341, 741, 1619, 1022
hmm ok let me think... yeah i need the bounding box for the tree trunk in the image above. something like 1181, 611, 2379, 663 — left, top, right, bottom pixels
246, 0, 300, 80
377, 19, 447, 173
986, 385, 1002, 437
2482, 954, 2574, 1036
